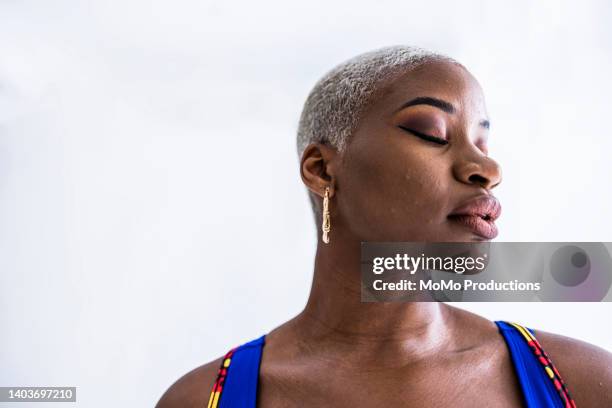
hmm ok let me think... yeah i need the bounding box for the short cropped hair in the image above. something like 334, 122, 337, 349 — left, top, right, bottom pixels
296, 45, 457, 158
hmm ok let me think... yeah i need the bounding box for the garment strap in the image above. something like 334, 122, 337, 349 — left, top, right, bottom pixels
207, 335, 265, 408
495, 321, 576, 408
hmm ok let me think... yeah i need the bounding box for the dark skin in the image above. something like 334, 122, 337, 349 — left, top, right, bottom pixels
157, 61, 612, 407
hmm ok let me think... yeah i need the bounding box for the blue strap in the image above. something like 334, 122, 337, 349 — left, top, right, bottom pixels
495, 321, 565, 407
218, 335, 266, 408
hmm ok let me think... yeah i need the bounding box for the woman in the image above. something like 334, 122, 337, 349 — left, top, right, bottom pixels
157, 46, 612, 407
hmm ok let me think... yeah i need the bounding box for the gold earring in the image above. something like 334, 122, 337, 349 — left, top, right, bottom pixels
322, 187, 331, 244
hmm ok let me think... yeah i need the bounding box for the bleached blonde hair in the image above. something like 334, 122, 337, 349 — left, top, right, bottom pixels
296, 45, 457, 158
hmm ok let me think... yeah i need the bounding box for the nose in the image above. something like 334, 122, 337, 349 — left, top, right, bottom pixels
453, 151, 502, 190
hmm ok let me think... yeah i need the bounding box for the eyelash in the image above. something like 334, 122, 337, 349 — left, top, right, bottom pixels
398, 125, 448, 146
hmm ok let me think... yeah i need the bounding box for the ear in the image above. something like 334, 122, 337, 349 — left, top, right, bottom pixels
300, 143, 338, 199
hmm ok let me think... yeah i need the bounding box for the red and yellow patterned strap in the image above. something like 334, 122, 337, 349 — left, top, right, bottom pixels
507, 322, 577, 408
207, 347, 236, 408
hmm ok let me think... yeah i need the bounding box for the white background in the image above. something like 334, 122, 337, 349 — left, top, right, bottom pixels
1, 0, 611, 407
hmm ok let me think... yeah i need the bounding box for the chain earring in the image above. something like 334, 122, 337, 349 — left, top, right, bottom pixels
322, 187, 331, 244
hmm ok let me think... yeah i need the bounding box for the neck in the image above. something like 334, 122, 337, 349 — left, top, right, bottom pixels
293, 229, 456, 365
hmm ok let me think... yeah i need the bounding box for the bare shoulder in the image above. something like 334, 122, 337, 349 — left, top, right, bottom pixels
535, 330, 612, 407
155, 357, 222, 408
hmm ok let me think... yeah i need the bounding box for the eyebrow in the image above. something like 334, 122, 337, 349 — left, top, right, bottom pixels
397, 96, 456, 114
397, 96, 490, 129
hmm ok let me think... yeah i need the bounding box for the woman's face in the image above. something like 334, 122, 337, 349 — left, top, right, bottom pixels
336, 60, 502, 242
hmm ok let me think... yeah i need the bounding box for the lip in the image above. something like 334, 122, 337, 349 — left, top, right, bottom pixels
448, 194, 502, 240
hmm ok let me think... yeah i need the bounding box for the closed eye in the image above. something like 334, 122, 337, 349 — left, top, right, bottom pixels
398, 125, 448, 145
